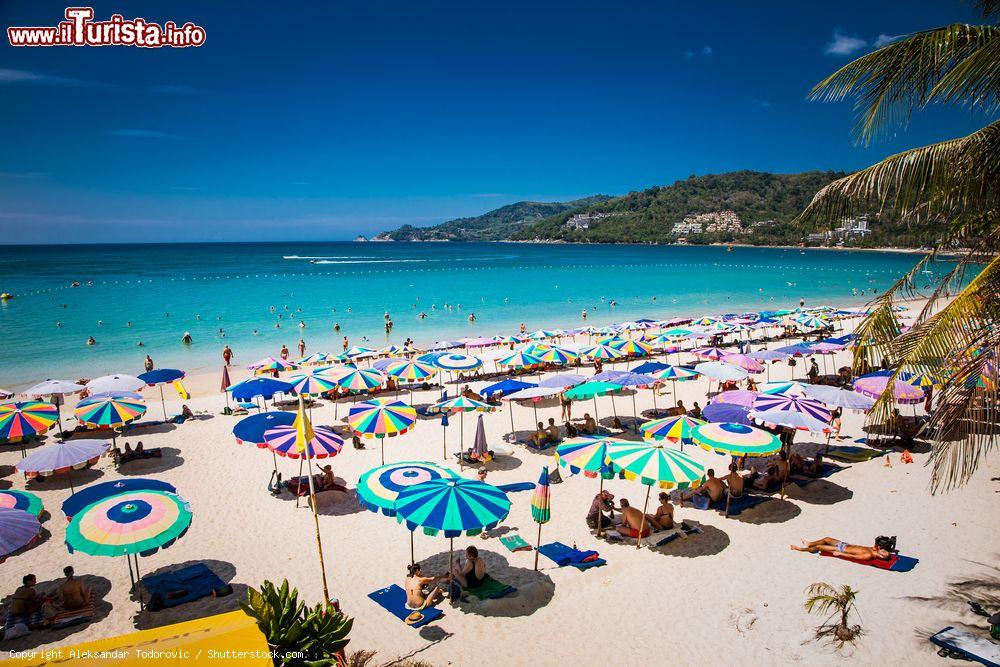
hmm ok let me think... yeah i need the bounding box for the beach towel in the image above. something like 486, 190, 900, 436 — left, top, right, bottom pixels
496, 482, 535, 493
646, 523, 703, 547
173, 380, 190, 399
537, 542, 605, 569
464, 575, 516, 600
826, 446, 886, 462
790, 462, 847, 485
818, 551, 919, 572
50, 602, 95, 630
367, 585, 443, 628
710, 493, 768, 516
142, 563, 227, 610
930, 626, 1000, 667
4, 607, 46, 631
500, 535, 533, 552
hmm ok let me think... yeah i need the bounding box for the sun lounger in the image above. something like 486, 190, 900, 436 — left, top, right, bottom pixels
826, 446, 886, 462
499, 535, 533, 552
930, 626, 1000, 667
50, 602, 95, 629
142, 563, 229, 611
818, 551, 919, 572
537, 542, 605, 569
496, 482, 535, 493
464, 575, 516, 600
368, 584, 443, 628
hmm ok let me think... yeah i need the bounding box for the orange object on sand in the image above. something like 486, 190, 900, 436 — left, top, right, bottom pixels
900, 450, 913, 464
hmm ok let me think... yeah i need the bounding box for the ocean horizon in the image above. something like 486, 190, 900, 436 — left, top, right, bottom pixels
0, 242, 943, 387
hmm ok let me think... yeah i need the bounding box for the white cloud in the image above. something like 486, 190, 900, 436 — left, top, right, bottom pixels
701, 46, 713, 56
683, 46, 713, 59
0, 67, 106, 87
873, 33, 900, 48
825, 29, 867, 56
751, 99, 772, 109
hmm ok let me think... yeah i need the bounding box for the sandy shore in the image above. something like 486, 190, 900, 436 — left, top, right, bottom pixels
2, 301, 998, 666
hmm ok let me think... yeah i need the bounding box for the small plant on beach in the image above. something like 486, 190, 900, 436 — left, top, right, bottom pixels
241, 579, 353, 667
804, 582, 862, 645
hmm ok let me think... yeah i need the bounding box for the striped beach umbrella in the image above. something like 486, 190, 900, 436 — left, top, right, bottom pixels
62, 479, 176, 521
531, 467, 551, 569
793, 314, 830, 330
537, 346, 580, 365
606, 441, 705, 490
497, 351, 544, 369
0, 490, 43, 518
0, 508, 41, 560
433, 353, 483, 372
297, 353, 332, 366
653, 365, 700, 382
563, 381, 621, 400
901, 372, 941, 388
348, 398, 417, 464
639, 414, 706, 445
264, 425, 344, 459
345, 345, 376, 358
751, 394, 832, 422
611, 339, 654, 357
287, 369, 340, 397
357, 462, 459, 516
528, 329, 557, 340
854, 375, 925, 404
554, 436, 623, 477
580, 344, 624, 361
721, 354, 765, 373
249, 357, 298, 373
385, 359, 439, 383
518, 342, 552, 357
691, 422, 781, 457
74, 396, 146, 429
0, 401, 58, 443
759, 380, 807, 396
65, 489, 192, 557
395, 478, 510, 537
335, 368, 385, 393
750, 409, 831, 434
692, 347, 728, 361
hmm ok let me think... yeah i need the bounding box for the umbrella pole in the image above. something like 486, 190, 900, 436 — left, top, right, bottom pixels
631, 393, 638, 431
159, 385, 167, 422
460, 411, 465, 455
410, 531, 415, 567
302, 419, 331, 604
534, 521, 543, 571
296, 457, 304, 508
508, 405, 515, 443
381, 440, 385, 466
652, 390, 658, 418
596, 477, 605, 538
126, 554, 136, 593
448, 537, 455, 606
134, 554, 145, 610
68, 468, 75, 494
271, 450, 278, 478
442, 423, 447, 462
532, 402, 538, 424
636, 485, 651, 550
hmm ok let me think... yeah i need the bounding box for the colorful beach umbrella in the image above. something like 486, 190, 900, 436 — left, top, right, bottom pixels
65, 489, 192, 557
853, 375, 925, 404
24, 379, 83, 435
16, 439, 109, 492
357, 461, 459, 516
702, 402, 751, 425
395, 478, 511, 537
433, 353, 483, 372
721, 354, 765, 373
62, 479, 176, 521
611, 339, 654, 357
348, 398, 417, 464
653, 365, 700, 382
580, 344, 624, 361
537, 346, 580, 365
335, 368, 386, 393
74, 396, 146, 429
554, 435, 623, 477
137, 368, 186, 420
639, 414, 706, 445
0, 490, 43, 518
531, 467, 551, 569
759, 380, 807, 396
692, 347, 728, 361
712, 390, 758, 408
229, 377, 295, 403
497, 351, 544, 369
751, 394, 832, 423
0, 401, 58, 443
750, 409, 831, 433
264, 424, 344, 459
287, 369, 340, 397
0, 508, 41, 560
297, 353, 332, 365
691, 422, 781, 457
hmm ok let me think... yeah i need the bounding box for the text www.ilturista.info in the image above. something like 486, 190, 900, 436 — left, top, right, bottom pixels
8, 7, 205, 48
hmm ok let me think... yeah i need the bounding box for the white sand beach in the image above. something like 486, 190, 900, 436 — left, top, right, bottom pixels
2, 303, 998, 666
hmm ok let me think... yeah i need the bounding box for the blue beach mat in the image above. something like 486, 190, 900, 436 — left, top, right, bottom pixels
930, 626, 1000, 667
537, 542, 605, 569
142, 563, 227, 609
496, 482, 535, 493
368, 584, 443, 628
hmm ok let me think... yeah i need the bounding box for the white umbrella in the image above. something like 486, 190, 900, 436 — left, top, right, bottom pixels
24, 379, 85, 434
803, 384, 877, 411
694, 361, 748, 382
86, 374, 145, 395
503, 386, 563, 430
749, 409, 830, 433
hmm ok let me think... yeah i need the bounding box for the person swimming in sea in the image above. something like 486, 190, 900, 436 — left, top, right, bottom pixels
182, 332, 193, 344
87, 336, 96, 345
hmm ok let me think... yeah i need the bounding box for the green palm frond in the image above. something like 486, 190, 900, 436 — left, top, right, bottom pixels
799, 120, 1000, 224
809, 24, 1000, 142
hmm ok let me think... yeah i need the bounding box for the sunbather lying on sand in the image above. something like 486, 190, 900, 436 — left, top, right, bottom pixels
790, 537, 891, 561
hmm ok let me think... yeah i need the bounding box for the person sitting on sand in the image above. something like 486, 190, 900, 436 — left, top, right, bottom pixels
674, 400, 687, 416
581, 413, 598, 435
586, 490, 616, 530
616, 499, 651, 538
10, 575, 54, 619
690, 401, 702, 419
648, 492, 674, 531
58, 567, 92, 610
545, 417, 560, 443
451, 546, 486, 588
682, 468, 727, 503
802, 452, 825, 476
725, 462, 745, 499
316, 465, 347, 493
405, 563, 445, 609
564, 420, 578, 438
752, 464, 782, 491
530, 421, 549, 448
746, 377, 758, 392
790, 537, 891, 561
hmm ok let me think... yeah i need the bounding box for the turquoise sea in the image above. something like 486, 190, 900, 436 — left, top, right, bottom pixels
0, 242, 941, 386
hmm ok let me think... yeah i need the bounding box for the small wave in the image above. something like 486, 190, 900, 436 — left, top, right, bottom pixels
283, 255, 375, 260
311, 259, 431, 265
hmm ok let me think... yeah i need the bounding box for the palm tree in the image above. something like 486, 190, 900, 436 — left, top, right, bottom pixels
804, 582, 862, 643
801, 0, 1000, 492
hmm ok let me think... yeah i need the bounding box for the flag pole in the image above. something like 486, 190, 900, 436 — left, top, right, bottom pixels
298, 396, 330, 603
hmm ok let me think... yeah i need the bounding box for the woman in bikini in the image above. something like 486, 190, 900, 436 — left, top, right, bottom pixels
790, 537, 891, 561
404, 563, 444, 609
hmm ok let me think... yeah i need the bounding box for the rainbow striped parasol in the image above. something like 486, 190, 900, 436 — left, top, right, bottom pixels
348, 398, 417, 438
433, 353, 483, 371
0, 401, 58, 442
692, 347, 728, 361
65, 489, 192, 556
639, 414, 706, 444
759, 381, 807, 396
518, 343, 552, 357
611, 339, 654, 357
334, 368, 386, 393
580, 344, 624, 361
497, 351, 544, 369
432, 396, 494, 414
751, 394, 832, 422
384, 359, 438, 383
537, 346, 579, 365
0, 490, 43, 518
357, 461, 459, 516
74, 396, 146, 429
653, 365, 700, 382
287, 370, 340, 397
249, 357, 298, 373
605, 441, 705, 489
554, 435, 626, 477
531, 467, 551, 523
263, 425, 344, 459
691, 422, 781, 457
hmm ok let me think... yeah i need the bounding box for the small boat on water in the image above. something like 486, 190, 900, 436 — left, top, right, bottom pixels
0, 293, 12, 300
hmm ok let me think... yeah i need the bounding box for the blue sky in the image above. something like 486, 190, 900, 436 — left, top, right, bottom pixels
0, 1, 988, 243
